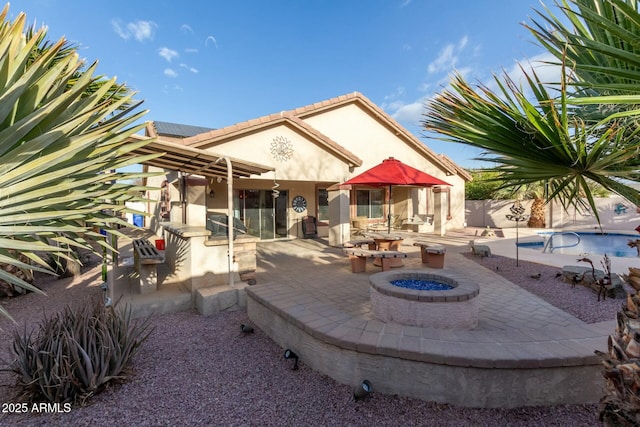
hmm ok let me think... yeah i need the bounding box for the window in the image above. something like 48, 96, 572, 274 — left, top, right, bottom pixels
317, 188, 329, 222
356, 189, 384, 218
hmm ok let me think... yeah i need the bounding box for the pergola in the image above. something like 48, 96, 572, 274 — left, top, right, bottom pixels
129, 137, 274, 179
127, 135, 274, 287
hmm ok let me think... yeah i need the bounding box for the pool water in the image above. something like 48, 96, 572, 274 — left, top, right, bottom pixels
390, 279, 454, 291
520, 232, 639, 258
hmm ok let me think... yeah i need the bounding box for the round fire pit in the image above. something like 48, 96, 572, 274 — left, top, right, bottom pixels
369, 270, 479, 329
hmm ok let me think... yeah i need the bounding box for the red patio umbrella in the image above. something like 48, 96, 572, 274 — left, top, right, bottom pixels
341, 157, 451, 233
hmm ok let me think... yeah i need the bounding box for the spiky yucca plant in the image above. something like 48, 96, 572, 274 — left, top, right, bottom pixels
0, 5, 161, 320
7, 298, 153, 405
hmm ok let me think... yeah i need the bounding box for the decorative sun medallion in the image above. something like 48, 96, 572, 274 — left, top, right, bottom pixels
270, 136, 294, 162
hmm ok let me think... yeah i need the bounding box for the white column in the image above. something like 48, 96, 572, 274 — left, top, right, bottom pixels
328, 188, 351, 247
433, 187, 447, 236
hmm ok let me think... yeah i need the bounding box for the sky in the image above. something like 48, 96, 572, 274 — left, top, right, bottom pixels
7, 0, 561, 169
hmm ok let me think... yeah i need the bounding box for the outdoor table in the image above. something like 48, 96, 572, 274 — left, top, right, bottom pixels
366, 233, 405, 268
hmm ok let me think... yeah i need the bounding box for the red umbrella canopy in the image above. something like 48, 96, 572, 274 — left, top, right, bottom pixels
341, 157, 451, 187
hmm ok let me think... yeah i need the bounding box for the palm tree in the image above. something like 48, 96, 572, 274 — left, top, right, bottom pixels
423, 67, 640, 225
526, 0, 640, 177
423, 0, 640, 226
527, 0, 640, 113
0, 6, 161, 320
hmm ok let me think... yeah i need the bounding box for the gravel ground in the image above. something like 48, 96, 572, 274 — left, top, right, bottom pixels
0, 255, 606, 426
463, 253, 630, 323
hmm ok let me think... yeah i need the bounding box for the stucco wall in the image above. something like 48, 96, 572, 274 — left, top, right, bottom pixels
303, 104, 466, 230
466, 196, 640, 231
196, 125, 350, 182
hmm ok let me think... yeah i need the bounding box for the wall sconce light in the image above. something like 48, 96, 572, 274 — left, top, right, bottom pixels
353, 380, 372, 400
104, 296, 112, 307
284, 349, 299, 370
209, 190, 215, 198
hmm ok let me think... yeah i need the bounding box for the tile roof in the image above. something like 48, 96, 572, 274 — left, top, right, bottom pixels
158, 92, 469, 180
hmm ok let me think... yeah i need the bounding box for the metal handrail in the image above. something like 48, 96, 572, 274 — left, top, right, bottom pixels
542, 232, 581, 253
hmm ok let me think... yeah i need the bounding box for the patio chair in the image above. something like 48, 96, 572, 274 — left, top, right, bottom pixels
302, 216, 318, 239
351, 216, 369, 236
367, 214, 402, 232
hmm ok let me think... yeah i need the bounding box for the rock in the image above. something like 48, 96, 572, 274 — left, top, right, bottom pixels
0, 251, 34, 297
480, 226, 495, 237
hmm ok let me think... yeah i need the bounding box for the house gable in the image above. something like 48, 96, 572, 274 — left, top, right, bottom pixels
178, 118, 359, 181
185, 115, 361, 168
292, 92, 469, 180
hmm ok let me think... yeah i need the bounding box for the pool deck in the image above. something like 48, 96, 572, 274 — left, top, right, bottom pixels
245, 228, 630, 408
484, 227, 640, 274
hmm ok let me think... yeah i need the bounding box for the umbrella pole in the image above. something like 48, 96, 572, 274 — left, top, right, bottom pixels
388, 185, 392, 234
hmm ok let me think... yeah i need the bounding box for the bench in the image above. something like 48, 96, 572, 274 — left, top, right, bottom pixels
133, 239, 164, 294
413, 241, 446, 268
344, 239, 376, 250
344, 248, 407, 273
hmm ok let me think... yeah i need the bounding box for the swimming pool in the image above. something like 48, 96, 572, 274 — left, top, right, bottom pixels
518, 231, 640, 258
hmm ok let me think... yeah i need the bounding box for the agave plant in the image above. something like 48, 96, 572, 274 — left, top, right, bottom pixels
8, 298, 153, 405
0, 6, 162, 319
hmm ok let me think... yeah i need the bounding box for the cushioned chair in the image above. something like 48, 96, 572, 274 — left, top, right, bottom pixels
302, 216, 318, 239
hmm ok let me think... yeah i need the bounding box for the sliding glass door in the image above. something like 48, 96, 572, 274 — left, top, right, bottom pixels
235, 189, 288, 240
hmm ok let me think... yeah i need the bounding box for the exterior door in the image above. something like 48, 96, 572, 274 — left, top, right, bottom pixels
236, 189, 288, 240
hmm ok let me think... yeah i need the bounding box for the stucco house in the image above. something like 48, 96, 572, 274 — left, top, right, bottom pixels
139, 92, 471, 246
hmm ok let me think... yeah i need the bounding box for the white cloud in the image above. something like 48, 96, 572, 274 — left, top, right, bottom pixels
162, 84, 183, 94
164, 68, 178, 78
205, 35, 218, 48
485, 52, 561, 96
391, 99, 428, 124
181, 24, 194, 35
427, 36, 470, 74
159, 47, 179, 62
179, 63, 199, 74
386, 51, 561, 127
185, 48, 199, 54
111, 19, 157, 42
400, 0, 412, 7
111, 20, 128, 39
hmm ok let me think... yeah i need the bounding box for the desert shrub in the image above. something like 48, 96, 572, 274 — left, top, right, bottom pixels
6, 299, 153, 405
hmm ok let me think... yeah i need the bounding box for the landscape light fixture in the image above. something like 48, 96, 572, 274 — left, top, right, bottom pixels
353, 380, 372, 400
283, 349, 299, 370
240, 323, 254, 334
104, 297, 112, 307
